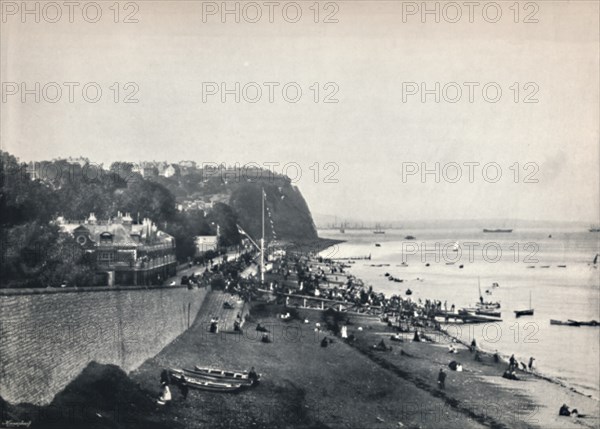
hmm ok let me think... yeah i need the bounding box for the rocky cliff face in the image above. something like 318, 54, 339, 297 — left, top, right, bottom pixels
153, 169, 319, 242
229, 180, 318, 242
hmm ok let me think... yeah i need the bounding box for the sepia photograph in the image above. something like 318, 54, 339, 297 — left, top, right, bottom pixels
0, 1, 599, 428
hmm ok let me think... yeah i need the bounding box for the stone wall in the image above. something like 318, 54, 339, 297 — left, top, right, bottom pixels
0, 285, 208, 405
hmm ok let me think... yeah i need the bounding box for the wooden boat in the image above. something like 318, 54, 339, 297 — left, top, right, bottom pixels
405, 289, 412, 295
476, 308, 501, 317
169, 369, 243, 392
193, 366, 251, 381
476, 278, 501, 309
477, 302, 501, 309
461, 307, 501, 317
483, 228, 513, 233
456, 310, 503, 323
181, 368, 255, 385
514, 292, 534, 318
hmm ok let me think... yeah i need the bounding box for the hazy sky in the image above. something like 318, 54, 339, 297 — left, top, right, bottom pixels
1, 1, 598, 223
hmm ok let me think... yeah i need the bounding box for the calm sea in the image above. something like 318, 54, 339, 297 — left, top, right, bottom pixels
318, 227, 600, 398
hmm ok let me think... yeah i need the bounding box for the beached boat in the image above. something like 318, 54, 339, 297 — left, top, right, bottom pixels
169, 369, 244, 392
182, 368, 255, 385
514, 292, 534, 318
483, 228, 513, 233
193, 366, 251, 380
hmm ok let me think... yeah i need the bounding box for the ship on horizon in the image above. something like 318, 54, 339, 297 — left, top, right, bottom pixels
373, 223, 386, 234
483, 228, 513, 233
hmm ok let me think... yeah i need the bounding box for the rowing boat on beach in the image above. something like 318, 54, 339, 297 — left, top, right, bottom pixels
169, 369, 244, 392
193, 366, 251, 380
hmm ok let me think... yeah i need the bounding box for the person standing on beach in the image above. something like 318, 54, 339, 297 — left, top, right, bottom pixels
528, 357, 535, 371
509, 354, 516, 370
438, 368, 446, 389
470, 338, 477, 352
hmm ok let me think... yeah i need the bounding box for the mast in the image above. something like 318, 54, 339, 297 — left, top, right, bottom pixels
260, 187, 265, 284
529, 291, 532, 309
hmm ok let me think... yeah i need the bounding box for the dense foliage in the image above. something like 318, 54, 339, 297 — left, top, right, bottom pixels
1, 151, 318, 288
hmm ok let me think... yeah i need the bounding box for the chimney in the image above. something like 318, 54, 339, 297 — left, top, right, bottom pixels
123, 212, 133, 230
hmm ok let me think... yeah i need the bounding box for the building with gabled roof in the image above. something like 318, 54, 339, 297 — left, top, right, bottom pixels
59, 212, 176, 286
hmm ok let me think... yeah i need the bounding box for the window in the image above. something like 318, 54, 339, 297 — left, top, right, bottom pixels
100, 232, 113, 244
99, 251, 114, 263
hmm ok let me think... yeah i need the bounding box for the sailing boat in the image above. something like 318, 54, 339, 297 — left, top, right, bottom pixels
470, 278, 501, 316
373, 223, 385, 234
514, 291, 534, 317
452, 241, 459, 252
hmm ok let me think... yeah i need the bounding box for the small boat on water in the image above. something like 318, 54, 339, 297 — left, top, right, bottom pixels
373, 224, 385, 234
404, 235, 416, 240
569, 319, 600, 326
483, 228, 513, 233
375, 243, 381, 247
476, 278, 501, 308
170, 369, 244, 392
514, 292, 534, 318
456, 310, 503, 323
462, 307, 501, 317
405, 289, 412, 295
550, 319, 581, 327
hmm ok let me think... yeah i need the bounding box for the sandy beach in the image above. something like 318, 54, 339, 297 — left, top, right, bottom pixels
4, 250, 598, 429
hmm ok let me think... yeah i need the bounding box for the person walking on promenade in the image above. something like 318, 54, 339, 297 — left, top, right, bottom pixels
437, 368, 447, 390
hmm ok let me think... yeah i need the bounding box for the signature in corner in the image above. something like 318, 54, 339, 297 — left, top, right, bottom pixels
1, 421, 32, 428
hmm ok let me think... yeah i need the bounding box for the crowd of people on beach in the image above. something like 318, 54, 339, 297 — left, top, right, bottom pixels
164, 248, 591, 422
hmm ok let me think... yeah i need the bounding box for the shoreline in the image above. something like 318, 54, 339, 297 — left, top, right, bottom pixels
1, 248, 598, 428
314, 237, 600, 401
306, 244, 599, 422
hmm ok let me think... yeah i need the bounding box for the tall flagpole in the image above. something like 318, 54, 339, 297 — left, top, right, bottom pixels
261, 187, 265, 284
